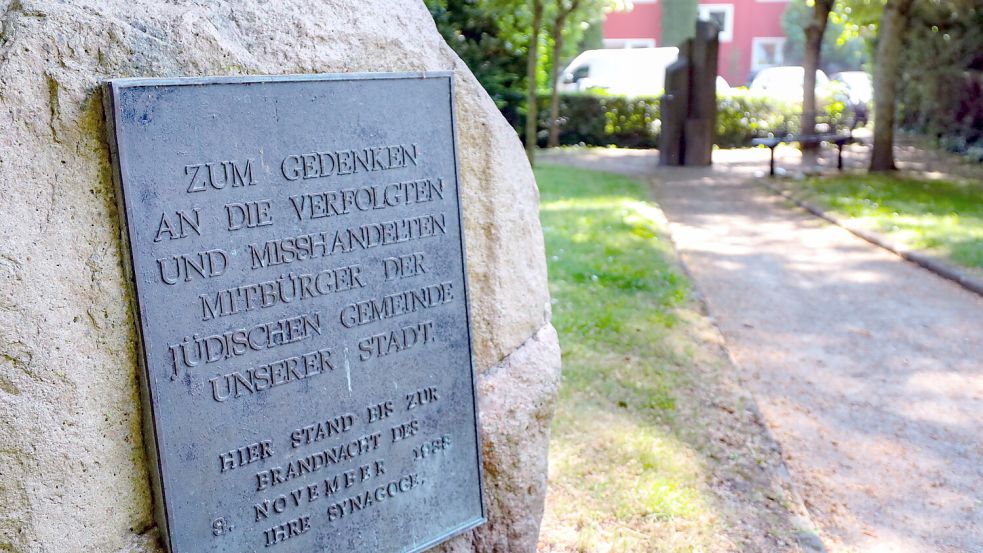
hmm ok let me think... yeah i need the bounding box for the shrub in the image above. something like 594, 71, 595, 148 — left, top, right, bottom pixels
715, 89, 796, 147
927, 71, 983, 158
535, 94, 662, 148
528, 89, 849, 149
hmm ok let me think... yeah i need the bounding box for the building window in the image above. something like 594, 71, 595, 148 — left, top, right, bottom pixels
751, 37, 786, 70
697, 4, 734, 43
603, 38, 657, 49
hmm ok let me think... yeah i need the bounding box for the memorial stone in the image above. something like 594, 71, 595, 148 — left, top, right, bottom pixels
0, 2, 561, 552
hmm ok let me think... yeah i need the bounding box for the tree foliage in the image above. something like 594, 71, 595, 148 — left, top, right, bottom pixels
896, 0, 983, 148
546, 0, 623, 146
781, 0, 869, 73
662, 0, 699, 47
427, 0, 619, 145
799, 0, 837, 165
426, 0, 529, 127
525, 0, 545, 163
829, 0, 983, 166
869, 0, 915, 170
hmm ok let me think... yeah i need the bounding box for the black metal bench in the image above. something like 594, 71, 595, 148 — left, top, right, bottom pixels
752, 133, 861, 176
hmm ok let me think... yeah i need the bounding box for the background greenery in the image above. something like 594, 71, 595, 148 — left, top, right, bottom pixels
425, 0, 611, 128
896, 2, 983, 156
427, 0, 983, 158
781, 0, 869, 75
828, 0, 983, 156
530, 89, 847, 149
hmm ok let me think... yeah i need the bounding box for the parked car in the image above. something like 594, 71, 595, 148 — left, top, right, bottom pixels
831, 71, 872, 128
559, 48, 681, 97
559, 48, 731, 97
749, 66, 832, 103
715, 75, 731, 93
831, 71, 873, 105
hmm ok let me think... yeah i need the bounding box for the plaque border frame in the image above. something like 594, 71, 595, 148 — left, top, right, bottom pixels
103, 71, 486, 553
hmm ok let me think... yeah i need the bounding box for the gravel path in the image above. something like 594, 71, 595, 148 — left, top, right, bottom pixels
541, 149, 983, 552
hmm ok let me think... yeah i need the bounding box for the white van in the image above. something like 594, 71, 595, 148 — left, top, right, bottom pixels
558, 48, 679, 97
559, 47, 729, 97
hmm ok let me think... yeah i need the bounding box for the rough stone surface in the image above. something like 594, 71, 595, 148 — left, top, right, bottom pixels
436, 325, 561, 553
0, 2, 560, 552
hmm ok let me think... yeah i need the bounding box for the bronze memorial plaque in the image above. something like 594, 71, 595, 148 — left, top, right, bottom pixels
103, 73, 484, 553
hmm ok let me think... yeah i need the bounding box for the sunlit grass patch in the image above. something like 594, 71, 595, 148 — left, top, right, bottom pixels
536, 164, 721, 552
546, 404, 716, 552
791, 174, 983, 270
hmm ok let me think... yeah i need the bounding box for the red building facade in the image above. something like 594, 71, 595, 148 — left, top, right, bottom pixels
602, 0, 789, 86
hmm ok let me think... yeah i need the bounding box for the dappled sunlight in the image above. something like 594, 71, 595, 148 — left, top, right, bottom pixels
543, 403, 717, 553
643, 157, 983, 551
538, 152, 659, 177
896, 397, 974, 427
537, 164, 720, 552
652, 194, 913, 290
744, 337, 983, 550
541, 196, 643, 211
919, 171, 951, 181
905, 371, 983, 399
857, 530, 938, 553
900, 371, 983, 426
806, 266, 886, 284
788, 174, 983, 270
536, 163, 809, 551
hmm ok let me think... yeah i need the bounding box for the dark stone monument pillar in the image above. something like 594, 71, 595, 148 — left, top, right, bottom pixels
660, 20, 720, 166
660, 55, 690, 166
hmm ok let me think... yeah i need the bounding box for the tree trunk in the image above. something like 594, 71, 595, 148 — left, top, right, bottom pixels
524, 0, 544, 165
547, 11, 568, 148
800, 0, 833, 167
870, 0, 915, 172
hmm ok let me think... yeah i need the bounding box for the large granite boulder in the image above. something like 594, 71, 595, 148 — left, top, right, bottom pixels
0, 1, 560, 551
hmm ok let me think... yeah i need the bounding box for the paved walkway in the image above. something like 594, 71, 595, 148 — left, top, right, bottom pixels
541, 149, 983, 552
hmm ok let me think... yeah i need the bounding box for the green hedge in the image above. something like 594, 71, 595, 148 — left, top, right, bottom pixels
535, 94, 662, 148
532, 89, 848, 149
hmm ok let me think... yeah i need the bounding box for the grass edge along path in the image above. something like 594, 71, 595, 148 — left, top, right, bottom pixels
534, 164, 817, 552
777, 174, 983, 279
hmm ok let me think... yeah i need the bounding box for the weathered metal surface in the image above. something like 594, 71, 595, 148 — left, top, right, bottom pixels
104, 73, 484, 553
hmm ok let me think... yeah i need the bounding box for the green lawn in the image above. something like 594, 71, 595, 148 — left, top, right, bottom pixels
788, 174, 983, 270
535, 164, 717, 551
535, 164, 818, 551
